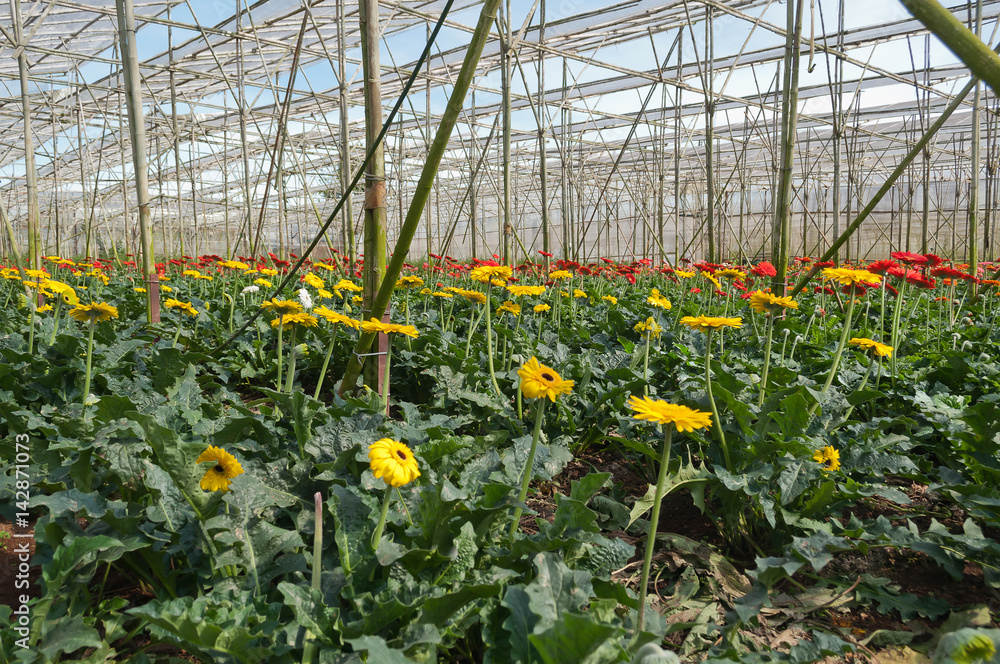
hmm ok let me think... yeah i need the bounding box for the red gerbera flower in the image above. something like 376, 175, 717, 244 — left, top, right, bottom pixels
922, 253, 944, 268
891, 250, 927, 265
751, 261, 776, 278
866, 259, 898, 275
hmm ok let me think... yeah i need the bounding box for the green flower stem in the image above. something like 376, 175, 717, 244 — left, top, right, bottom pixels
283, 325, 299, 393
464, 303, 485, 359
48, 298, 63, 344
371, 484, 393, 550
510, 397, 547, 541
828, 352, 877, 430
808, 293, 857, 418
444, 296, 457, 334
889, 279, 907, 380
642, 332, 651, 397
26, 301, 36, 356
82, 319, 96, 416
758, 314, 776, 406
404, 291, 412, 351
301, 492, 324, 664
778, 328, 791, 367
314, 323, 341, 400
483, 285, 503, 398
276, 315, 285, 391
172, 318, 183, 348
224, 293, 235, 334
671, 288, 689, 331
635, 427, 673, 638
704, 329, 732, 471
381, 334, 393, 415
505, 311, 524, 372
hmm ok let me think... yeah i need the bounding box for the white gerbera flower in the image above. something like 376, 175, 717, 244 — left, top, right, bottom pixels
298, 288, 313, 310
241, 285, 259, 295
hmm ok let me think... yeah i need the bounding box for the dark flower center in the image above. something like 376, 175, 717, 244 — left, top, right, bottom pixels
540, 372, 555, 382
396, 450, 407, 461
213, 464, 225, 475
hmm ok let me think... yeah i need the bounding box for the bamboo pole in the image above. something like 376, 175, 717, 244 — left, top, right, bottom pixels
115, 0, 155, 321
969, 0, 982, 288
337, 0, 502, 395
675, 30, 682, 263
501, 1, 513, 264
902, 0, 1000, 95
425, 22, 434, 259
772, 0, 803, 293
538, 0, 549, 264
359, 0, 389, 390
831, 0, 844, 261
338, 0, 355, 266
12, 0, 40, 269
705, 8, 716, 263
561, 59, 569, 260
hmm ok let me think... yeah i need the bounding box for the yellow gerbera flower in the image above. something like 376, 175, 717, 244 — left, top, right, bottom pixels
457, 289, 487, 305
679, 315, 743, 331
396, 275, 425, 289
303, 273, 325, 289
715, 268, 747, 280
548, 269, 572, 280
497, 301, 521, 316
633, 317, 663, 339
601, 295, 618, 305
518, 357, 574, 401
313, 305, 360, 329
534, 304, 551, 313
368, 438, 421, 487
812, 446, 841, 472
259, 268, 279, 276
507, 284, 547, 297
196, 446, 244, 492
333, 279, 363, 292
359, 317, 419, 338
674, 270, 696, 278
848, 337, 894, 358
69, 302, 119, 323
627, 395, 712, 432
182, 269, 202, 278
431, 291, 453, 298
164, 298, 200, 317
647, 288, 672, 310
260, 299, 303, 316
254, 278, 273, 288
747, 290, 798, 314
270, 312, 319, 330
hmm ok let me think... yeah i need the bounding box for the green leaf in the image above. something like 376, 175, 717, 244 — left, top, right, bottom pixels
856, 584, 951, 622
524, 552, 594, 629
37, 615, 104, 660
345, 635, 418, 663
128, 598, 266, 663
501, 585, 537, 664
528, 612, 623, 664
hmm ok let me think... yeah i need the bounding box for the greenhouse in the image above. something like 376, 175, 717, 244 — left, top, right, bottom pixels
1, 0, 999, 661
